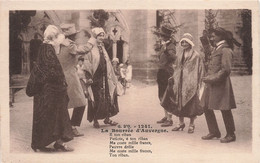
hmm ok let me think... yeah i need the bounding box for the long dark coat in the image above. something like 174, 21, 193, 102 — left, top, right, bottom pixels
83, 43, 119, 122
201, 42, 236, 110
28, 44, 73, 149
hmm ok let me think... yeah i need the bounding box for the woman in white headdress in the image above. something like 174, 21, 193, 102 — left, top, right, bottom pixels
26, 25, 74, 152
82, 27, 119, 128
165, 33, 205, 133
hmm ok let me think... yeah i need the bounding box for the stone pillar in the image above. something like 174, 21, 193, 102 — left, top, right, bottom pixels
123, 42, 129, 62
112, 40, 117, 59
21, 41, 30, 75
146, 10, 157, 58
197, 10, 206, 56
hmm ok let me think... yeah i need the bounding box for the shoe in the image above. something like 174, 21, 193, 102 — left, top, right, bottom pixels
201, 133, 221, 140
104, 119, 118, 126
161, 120, 173, 127
72, 128, 84, 137
157, 117, 167, 124
93, 121, 100, 128
172, 123, 185, 131
32, 147, 55, 152
53, 143, 74, 152
188, 125, 195, 134
220, 134, 236, 143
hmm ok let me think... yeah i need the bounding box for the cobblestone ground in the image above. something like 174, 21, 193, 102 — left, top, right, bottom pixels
9, 76, 252, 161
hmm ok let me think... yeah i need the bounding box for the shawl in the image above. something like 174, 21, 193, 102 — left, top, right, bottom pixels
173, 48, 205, 108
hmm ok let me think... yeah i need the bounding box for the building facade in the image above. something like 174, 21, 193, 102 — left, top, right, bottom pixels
9, 9, 251, 83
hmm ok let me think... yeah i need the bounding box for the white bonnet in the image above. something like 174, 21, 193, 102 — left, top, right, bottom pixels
180, 33, 194, 47
92, 27, 105, 38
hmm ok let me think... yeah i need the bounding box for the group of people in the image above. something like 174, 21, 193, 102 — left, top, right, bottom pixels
112, 58, 133, 95
25, 22, 238, 153
156, 25, 237, 143
26, 24, 120, 152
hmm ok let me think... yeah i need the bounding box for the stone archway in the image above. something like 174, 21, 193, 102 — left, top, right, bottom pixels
105, 10, 130, 63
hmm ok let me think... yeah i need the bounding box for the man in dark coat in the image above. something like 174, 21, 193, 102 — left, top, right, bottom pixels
201, 27, 237, 143
155, 26, 177, 127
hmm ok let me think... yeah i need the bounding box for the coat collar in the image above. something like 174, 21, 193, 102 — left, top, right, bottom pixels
216, 40, 226, 50
212, 42, 230, 55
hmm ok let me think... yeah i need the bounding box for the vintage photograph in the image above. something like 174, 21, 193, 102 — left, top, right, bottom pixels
3, 4, 258, 162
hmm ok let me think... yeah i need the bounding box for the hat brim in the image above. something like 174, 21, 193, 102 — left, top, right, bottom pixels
153, 31, 171, 38
64, 30, 81, 36
180, 38, 195, 47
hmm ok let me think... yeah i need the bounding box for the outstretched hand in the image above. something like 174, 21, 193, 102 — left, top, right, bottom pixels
202, 76, 212, 83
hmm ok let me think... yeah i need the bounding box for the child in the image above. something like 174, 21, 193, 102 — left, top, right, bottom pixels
76, 56, 93, 102
119, 63, 127, 94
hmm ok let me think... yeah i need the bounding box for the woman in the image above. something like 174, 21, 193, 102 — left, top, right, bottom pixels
26, 25, 74, 152
84, 27, 119, 128
169, 33, 205, 133
201, 27, 237, 143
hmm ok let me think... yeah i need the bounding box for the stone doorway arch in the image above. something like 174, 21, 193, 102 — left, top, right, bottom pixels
105, 10, 130, 63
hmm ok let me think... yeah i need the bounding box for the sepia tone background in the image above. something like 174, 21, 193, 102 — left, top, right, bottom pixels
1, 1, 260, 162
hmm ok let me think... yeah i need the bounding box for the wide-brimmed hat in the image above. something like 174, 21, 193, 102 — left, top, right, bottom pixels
154, 26, 174, 38
180, 33, 194, 47
60, 23, 80, 36
212, 27, 227, 36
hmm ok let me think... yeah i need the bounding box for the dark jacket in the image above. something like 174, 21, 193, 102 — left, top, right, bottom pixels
202, 42, 236, 110
158, 41, 176, 74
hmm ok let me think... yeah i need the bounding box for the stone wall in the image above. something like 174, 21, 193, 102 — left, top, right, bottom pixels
217, 10, 249, 75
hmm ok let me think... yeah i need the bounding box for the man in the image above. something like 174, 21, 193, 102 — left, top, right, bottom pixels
155, 26, 177, 127
201, 27, 237, 143
57, 24, 87, 137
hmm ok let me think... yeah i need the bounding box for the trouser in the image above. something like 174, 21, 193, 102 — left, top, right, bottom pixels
204, 109, 235, 135
71, 106, 86, 126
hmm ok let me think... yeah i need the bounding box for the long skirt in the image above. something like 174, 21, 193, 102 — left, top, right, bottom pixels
175, 95, 203, 118
31, 84, 73, 149
162, 87, 203, 117
87, 79, 119, 122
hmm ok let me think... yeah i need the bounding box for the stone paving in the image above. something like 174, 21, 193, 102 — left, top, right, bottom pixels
9, 76, 253, 161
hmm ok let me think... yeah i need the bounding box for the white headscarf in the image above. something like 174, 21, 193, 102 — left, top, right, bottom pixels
43, 25, 65, 54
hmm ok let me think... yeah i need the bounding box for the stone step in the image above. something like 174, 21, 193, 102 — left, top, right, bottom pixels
231, 71, 250, 76
232, 60, 248, 64
232, 63, 248, 68
231, 66, 249, 71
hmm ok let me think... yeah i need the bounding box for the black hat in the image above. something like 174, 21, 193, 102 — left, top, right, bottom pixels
212, 27, 227, 36
154, 26, 174, 38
